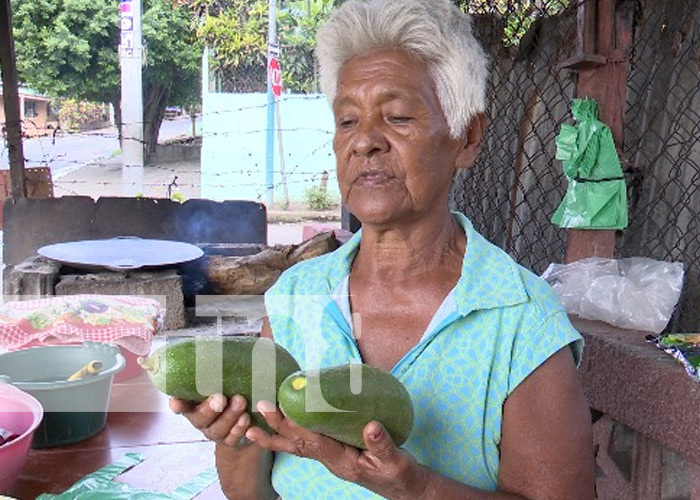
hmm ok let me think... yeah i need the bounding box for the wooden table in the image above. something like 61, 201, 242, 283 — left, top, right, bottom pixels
7, 372, 230, 500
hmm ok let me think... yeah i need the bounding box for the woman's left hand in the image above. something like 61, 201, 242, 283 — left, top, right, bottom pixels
245, 401, 429, 500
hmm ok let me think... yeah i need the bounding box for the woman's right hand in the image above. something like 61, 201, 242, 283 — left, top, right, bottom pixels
170, 393, 253, 448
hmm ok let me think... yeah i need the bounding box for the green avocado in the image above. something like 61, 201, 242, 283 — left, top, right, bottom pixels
278, 363, 414, 449
138, 336, 300, 429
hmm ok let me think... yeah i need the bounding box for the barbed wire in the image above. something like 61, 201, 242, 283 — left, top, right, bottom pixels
6, 0, 700, 332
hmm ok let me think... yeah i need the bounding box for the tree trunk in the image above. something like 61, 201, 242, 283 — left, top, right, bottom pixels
113, 99, 123, 146
143, 83, 171, 162
0, 0, 26, 197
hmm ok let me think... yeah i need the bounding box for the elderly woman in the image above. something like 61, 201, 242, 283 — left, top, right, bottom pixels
171, 0, 595, 498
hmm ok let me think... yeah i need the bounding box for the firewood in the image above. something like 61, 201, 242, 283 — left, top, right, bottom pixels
206, 232, 339, 295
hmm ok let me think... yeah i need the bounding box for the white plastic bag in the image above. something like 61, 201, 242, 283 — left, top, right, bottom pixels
541, 257, 685, 333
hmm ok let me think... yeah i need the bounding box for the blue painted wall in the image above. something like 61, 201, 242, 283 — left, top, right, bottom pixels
201, 92, 340, 205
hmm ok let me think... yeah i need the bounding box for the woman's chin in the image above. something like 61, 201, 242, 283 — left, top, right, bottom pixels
345, 193, 409, 225
349, 207, 408, 228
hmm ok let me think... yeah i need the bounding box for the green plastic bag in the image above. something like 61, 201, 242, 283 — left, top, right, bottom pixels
36, 453, 217, 500
551, 98, 628, 229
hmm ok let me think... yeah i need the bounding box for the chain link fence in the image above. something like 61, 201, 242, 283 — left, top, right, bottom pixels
18, 0, 696, 331
450, 0, 577, 282
449, 0, 700, 332
619, 0, 700, 333
211, 61, 268, 93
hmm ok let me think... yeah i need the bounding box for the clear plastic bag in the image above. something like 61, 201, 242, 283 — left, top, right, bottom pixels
541, 257, 685, 333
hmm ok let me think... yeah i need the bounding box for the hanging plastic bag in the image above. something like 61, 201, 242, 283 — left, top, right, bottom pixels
541, 257, 684, 333
35, 453, 217, 500
551, 98, 628, 229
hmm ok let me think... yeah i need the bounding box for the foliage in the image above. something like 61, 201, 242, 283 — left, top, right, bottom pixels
303, 184, 335, 211
188, 0, 333, 93
141, 0, 203, 109
12, 0, 121, 104
277, 1, 330, 92
11, 0, 202, 152
53, 98, 110, 132
454, 0, 570, 46
140, 0, 203, 151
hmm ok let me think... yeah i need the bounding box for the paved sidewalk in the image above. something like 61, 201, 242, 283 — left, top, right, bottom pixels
53, 157, 202, 200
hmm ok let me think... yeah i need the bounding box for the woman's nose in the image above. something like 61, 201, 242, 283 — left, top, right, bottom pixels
351, 123, 389, 157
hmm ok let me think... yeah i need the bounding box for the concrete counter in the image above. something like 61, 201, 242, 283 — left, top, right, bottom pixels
573, 316, 700, 499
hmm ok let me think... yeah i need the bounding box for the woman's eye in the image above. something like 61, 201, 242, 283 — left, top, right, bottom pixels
337, 118, 355, 128
388, 116, 412, 124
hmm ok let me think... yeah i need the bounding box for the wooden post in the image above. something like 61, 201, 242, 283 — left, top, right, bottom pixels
559, 0, 606, 71
564, 0, 634, 262
578, 0, 597, 55
0, 0, 27, 198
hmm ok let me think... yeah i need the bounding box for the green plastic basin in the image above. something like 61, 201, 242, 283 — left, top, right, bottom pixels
0, 342, 124, 448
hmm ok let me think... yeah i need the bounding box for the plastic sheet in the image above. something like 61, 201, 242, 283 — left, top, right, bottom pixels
646, 334, 700, 382
541, 257, 684, 333
0, 295, 163, 356
551, 98, 628, 229
35, 453, 217, 499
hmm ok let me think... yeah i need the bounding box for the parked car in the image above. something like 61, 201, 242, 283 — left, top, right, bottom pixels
164, 106, 183, 119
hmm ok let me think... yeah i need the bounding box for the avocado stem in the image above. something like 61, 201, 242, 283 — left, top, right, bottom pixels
137, 355, 160, 375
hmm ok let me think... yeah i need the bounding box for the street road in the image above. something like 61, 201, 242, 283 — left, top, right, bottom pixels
0, 115, 200, 179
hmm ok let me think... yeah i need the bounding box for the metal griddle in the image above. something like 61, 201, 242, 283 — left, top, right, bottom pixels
38, 237, 204, 272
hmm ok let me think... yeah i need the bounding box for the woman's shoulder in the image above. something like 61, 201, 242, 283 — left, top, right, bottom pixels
458, 214, 564, 314
515, 264, 566, 312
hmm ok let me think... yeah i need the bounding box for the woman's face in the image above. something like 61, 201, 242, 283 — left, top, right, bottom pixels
332, 48, 476, 227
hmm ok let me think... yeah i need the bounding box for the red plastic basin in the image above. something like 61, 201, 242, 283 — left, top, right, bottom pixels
0, 384, 44, 493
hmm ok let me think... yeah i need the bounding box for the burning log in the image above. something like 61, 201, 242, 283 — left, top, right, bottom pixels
205, 231, 339, 295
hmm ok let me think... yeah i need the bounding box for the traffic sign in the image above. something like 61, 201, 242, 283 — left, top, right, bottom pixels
268, 57, 282, 98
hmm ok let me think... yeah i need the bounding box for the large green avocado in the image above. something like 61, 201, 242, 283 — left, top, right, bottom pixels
138, 336, 300, 429
278, 363, 414, 449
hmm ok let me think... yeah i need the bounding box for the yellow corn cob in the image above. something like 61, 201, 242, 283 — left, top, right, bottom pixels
67, 360, 104, 381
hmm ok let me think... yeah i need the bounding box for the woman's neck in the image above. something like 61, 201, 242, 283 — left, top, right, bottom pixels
353, 210, 465, 279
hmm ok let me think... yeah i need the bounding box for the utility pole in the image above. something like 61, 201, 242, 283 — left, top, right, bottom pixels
0, 0, 26, 198
265, 0, 278, 207
119, 0, 144, 196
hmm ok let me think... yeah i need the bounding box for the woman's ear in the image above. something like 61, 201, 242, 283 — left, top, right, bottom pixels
456, 113, 487, 170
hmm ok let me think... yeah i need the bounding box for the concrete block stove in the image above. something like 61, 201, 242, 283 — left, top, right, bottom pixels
2, 196, 268, 331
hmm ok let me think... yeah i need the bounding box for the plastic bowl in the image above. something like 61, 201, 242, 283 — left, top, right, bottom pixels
0, 342, 124, 448
20, 339, 143, 383
0, 384, 44, 494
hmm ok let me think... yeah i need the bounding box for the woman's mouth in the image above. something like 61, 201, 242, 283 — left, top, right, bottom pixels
355, 170, 395, 186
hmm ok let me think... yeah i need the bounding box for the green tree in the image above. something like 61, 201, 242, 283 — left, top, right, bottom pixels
190, 0, 333, 93
453, 0, 570, 46
278, 0, 330, 92
11, 0, 202, 156
141, 0, 202, 152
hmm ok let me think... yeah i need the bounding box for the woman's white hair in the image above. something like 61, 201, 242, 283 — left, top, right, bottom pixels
315, 0, 489, 139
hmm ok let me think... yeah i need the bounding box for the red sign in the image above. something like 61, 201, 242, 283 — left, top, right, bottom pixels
268, 57, 283, 98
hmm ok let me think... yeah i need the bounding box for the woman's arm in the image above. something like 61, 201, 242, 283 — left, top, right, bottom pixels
410, 345, 595, 499
217, 317, 278, 500
215, 440, 276, 500
496, 345, 595, 499
169, 318, 279, 500
171, 394, 276, 500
